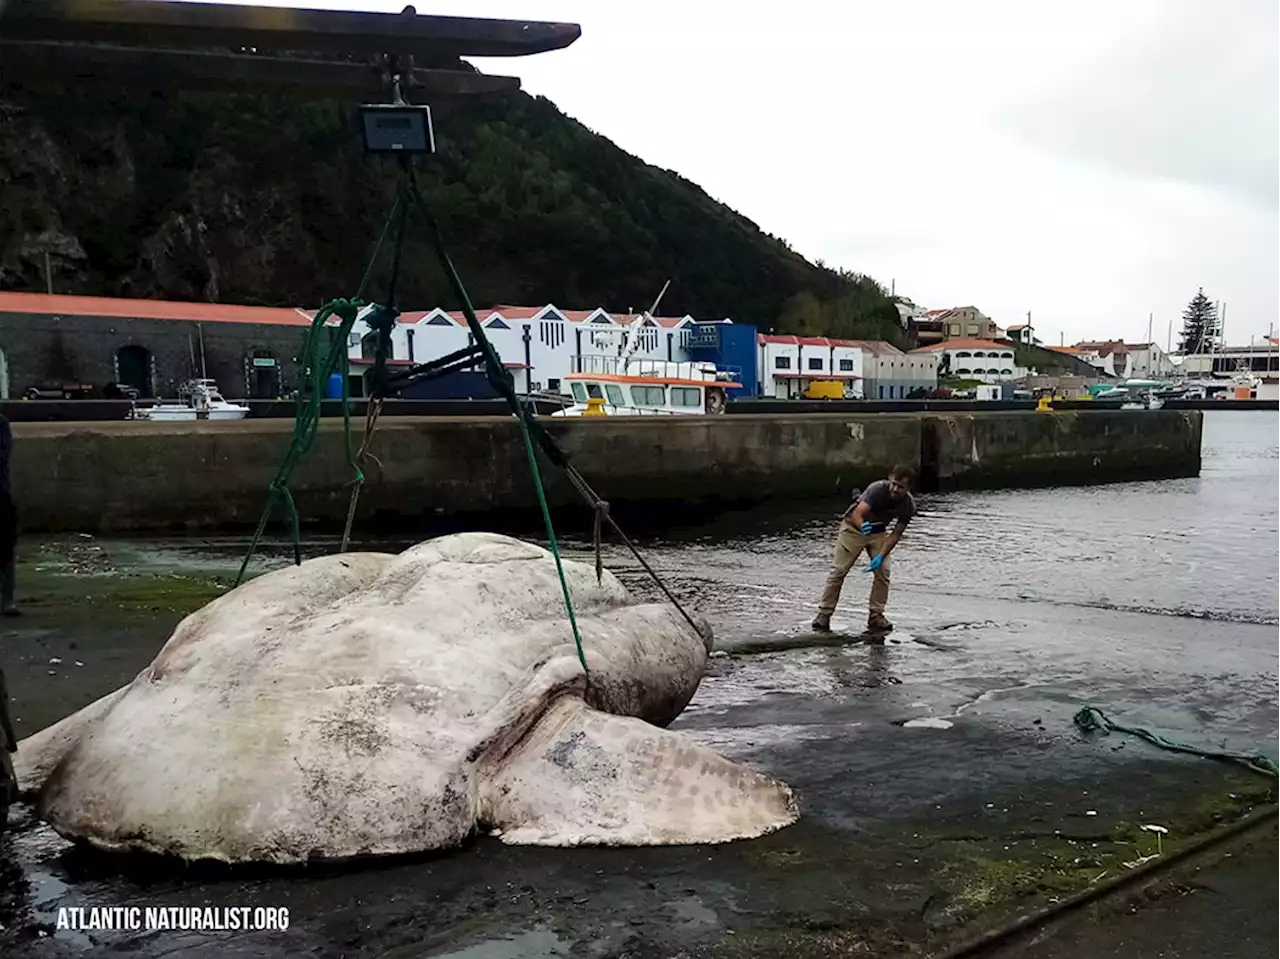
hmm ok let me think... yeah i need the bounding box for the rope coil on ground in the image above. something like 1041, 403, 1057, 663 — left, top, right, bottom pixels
1073, 706, 1279, 778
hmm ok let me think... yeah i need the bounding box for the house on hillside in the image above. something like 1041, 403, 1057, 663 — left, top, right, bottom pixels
910, 339, 1022, 383
928, 306, 1004, 342
1004, 323, 1041, 347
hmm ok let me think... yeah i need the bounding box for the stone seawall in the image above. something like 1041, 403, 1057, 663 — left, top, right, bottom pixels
7, 410, 1201, 534
924, 409, 1203, 489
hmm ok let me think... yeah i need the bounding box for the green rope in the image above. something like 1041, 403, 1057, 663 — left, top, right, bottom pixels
235, 299, 365, 587
234, 194, 405, 587
1073, 706, 1279, 779
401, 169, 590, 679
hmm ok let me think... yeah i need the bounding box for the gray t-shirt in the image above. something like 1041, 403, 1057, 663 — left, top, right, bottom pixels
848, 479, 915, 532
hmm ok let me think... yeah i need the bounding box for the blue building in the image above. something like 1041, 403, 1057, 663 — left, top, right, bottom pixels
684, 321, 759, 399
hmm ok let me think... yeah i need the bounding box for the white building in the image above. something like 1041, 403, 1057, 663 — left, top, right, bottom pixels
335, 303, 700, 396
333, 301, 939, 401
756, 335, 939, 399
757, 335, 866, 399
1125, 341, 1176, 377
1056, 340, 1177, 379
910, 339, 1023, 383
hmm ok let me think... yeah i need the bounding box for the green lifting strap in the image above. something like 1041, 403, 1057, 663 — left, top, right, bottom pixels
398, 167, 590, 679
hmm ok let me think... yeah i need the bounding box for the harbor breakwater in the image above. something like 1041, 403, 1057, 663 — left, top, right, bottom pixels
9, 409, 1202, 534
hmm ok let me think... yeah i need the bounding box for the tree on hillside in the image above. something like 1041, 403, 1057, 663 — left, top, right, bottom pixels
774, 269, 909, 348
1178, 288, 1219, 354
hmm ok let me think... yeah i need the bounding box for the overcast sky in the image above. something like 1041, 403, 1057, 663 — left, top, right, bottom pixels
186, 0, 1276, 347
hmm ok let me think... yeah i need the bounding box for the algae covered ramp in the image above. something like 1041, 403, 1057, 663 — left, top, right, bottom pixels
9, 410, 1202, 535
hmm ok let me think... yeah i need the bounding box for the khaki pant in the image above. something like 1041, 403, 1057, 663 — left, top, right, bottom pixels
818, 523, 891, 616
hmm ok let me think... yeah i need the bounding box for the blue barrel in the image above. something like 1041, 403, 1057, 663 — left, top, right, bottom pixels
326, 373, 345, 399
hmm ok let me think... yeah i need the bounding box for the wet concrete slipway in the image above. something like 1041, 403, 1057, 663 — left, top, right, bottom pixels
2, 410, 1277, 958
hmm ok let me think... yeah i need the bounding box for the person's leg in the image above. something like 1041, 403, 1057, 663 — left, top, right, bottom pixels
814, 524, 866, 630
865, 533, 892, 629
0, 495, 16, 616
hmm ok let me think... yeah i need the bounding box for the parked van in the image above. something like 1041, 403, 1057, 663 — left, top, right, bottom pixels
804, 380, 844, 400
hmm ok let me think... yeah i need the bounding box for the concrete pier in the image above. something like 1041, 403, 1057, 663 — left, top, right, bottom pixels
8, 409, 1202, 534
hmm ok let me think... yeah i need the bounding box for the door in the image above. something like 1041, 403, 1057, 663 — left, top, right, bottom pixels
248, 351, 280, 399
116, 345, 153, 398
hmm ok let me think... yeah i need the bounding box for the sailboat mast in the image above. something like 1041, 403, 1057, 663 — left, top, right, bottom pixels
1146, 312, 1153, 374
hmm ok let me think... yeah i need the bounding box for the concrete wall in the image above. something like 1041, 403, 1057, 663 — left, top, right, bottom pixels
922, 409, 1203, 489
7, 414, 922, 535
6, 410, 1203, 534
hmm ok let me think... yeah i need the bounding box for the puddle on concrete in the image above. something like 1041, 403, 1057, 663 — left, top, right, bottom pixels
429, 928, 571, 959
900, 717, 954, 729
668, 894, 721, 932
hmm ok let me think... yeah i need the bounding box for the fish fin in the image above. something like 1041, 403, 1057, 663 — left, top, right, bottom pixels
13, 686, 129, 795
477, 697, 798, 846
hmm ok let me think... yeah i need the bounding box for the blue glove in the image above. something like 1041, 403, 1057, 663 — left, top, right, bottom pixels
858, 521, 873, 534
865, 555, 883, 573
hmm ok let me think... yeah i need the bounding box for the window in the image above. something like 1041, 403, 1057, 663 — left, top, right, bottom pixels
775, 356, 792, 370
605, 384, 625, 406
878, 385, 885, 398
1001, 352, 1014, 360
807, 357, 823, 371
586, 383, 604, 399
956, 351, 972, 358
966, 325, 980, 336
348, 333, 360, 348
838, 358, 853, 372
671, 387, 701, 407
957, 368, 972, 375
571, 382, 588, 402
631, 385, 665, 406
948, 324, 961, 336
1001, 369, 1012, 376
486, 318, 510, 330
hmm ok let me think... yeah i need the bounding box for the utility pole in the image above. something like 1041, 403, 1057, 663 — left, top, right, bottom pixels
43, 251, 53, 294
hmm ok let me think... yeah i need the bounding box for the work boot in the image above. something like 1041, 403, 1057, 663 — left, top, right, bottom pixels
811, 612, 832, 633
867, 612, 893, 632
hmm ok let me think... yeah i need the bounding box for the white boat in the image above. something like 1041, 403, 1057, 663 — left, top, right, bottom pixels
1114, 378, 1164, 410
132, 381, 250, 421
551, 302, 741, 417
553, 357, 742, 417
1120, 392, 1164, 410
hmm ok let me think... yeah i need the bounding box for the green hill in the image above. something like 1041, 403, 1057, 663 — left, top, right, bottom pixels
0, 76, 907, 345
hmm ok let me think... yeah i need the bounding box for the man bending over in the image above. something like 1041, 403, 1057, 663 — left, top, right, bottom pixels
812, 464, 916, 633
